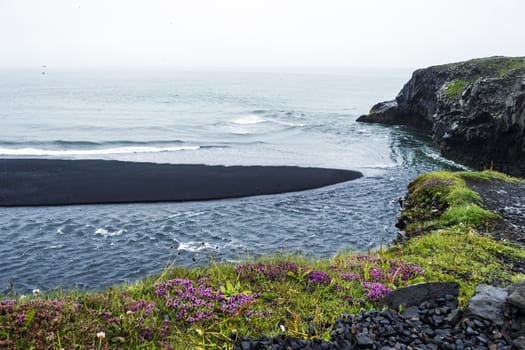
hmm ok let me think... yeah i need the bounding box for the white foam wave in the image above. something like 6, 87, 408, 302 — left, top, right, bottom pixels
422, 146, 469, 169
95, 228, 125, 237
231, 115, 266, 125
0, 146, 200, 156
177, 241, 219, 252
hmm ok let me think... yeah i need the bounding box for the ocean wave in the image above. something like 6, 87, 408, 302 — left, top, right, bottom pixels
95, 228, 126, 237
0, 140, 185, 147
177, 241, 220, 252
0, 145, 201, 156
420, 146, 469, 170
231, 115, 267, 125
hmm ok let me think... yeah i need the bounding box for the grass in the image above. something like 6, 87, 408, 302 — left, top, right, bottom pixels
439, 57, 525, 100
388, 169, 525, 302
473, 56, 525, 78
444, 79, 468, 99
397, 170, 505, 235
1, 169, 524, 349
438, 56, 525, 79
383, 227, 525, 304
0, 254, 425, 349
458, 169, 522, 183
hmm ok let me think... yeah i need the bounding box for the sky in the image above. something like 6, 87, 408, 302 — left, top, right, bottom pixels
1, 0, 524, 70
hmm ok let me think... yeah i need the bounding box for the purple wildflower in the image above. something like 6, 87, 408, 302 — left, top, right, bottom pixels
340, 255, 424, 285
341, 273, 360, 281
306, 270, 331, 286
219, 293, 257, 316
16, 313, 26, 325
362, 282, 391, 301
236, 261, 298, 282
369, 267, 383, 281
154, 278, 258, 324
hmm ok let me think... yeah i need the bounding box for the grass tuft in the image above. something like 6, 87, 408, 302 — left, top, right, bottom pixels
444, 80, 468, 99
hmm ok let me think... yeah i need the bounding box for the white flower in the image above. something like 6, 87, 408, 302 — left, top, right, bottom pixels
280, 324, 286, 332
32, 288, 40, 296
96, 331, 106, 340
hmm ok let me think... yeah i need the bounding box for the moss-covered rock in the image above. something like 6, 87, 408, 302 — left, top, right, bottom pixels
395, 171, 501, 238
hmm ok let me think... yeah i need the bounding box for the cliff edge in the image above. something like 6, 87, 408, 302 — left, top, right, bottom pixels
358, 56, 525, 177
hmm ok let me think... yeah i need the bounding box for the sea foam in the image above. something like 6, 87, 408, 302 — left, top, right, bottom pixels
0, 146, 200, 156
95, 228, 125, 237
231, 115, 267, 125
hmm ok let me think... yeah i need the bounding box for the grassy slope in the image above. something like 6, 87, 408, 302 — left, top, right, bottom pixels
1, 170, 524, 349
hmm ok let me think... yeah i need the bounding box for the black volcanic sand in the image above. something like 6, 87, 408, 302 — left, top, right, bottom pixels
0, 159, 362, 206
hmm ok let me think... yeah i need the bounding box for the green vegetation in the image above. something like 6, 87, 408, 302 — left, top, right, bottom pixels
438, 56, 525, 79
439, 57, 525, 100
444, 80, 468, 99
0, 254, 424, 349
389, 169, 525, 302
383, 228, 525, 304
458, 169, 522, 183
397, 170, 507, 235
1, 170, 524, 349
472, 56, 525, 78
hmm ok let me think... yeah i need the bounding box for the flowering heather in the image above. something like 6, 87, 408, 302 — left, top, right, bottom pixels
368, 267, 383, 281
341, 273, 360, 281
154, 278, 256, 324
220, 293, 258, 316
0, 299, 15, 311
389, 260, 425, 283
236, 261, 298, 282
340, 255, 424, 285
362, 282, 392, 301
305, 269, 331, 286
126, 299, 156, 317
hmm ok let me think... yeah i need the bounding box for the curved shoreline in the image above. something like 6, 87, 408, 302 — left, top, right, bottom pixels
0, 159, 362, 206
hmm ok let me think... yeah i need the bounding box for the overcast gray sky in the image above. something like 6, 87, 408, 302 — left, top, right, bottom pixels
1, 0, 524, 70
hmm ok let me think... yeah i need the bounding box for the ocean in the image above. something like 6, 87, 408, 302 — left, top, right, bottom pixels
0, 68, 462, 293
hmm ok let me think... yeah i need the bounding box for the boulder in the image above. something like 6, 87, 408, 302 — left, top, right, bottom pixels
466, 284, 508, 325
358, 56, 525, 177
384, 282, 459, 310
508, 280, 525, 310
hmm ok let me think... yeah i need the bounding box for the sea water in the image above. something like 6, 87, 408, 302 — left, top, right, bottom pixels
0, 68, 463, 293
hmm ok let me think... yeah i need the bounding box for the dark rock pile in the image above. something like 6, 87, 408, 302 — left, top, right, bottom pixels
236, 282, 525, 350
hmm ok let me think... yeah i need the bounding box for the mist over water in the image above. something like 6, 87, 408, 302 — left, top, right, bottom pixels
0, 69, 461, 293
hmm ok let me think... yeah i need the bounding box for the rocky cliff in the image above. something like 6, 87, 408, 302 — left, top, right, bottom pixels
358, 56, 525, 177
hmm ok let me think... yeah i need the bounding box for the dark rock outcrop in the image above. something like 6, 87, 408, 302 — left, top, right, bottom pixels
358, 56, 525, 177
466, 284, 508, 326
385, 282, 459, 310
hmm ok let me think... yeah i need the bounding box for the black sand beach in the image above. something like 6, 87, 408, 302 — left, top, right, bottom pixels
0, 159, 362, 206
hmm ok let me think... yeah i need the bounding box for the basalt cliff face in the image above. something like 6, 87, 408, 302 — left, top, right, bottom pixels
358, 56, 525, 177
